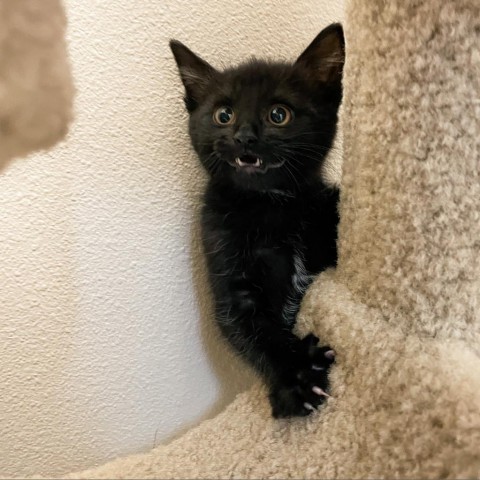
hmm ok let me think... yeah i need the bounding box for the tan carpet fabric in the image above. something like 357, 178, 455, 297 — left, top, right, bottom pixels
338, 0, 480, 344
68, 0, 480, 478
0, 0, 73, 170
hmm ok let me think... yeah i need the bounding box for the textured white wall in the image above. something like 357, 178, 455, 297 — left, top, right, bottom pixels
0, 0, 344, 476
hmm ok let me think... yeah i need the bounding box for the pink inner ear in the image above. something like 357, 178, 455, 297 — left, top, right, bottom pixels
308, 35, 344, 84
180, 67, 211, 88
295, 24, 345, 85
317, 49, 344, 84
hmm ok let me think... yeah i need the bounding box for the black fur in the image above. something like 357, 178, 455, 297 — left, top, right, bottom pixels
170, 24, 344, 417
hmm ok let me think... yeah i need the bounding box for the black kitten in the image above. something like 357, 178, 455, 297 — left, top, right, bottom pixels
170, 24, 344, 418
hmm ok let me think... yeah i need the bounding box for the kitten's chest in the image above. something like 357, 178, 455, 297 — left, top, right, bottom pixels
206, 199, 313, 319
222, 198, 303, 247
205, 198, 305, 284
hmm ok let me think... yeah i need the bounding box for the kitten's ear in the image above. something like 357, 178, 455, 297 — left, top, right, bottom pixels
170, 40, 218, 111
295, 23, 345, 85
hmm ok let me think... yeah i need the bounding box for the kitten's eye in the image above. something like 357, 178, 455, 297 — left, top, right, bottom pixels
213, 106, 235, 126
268, 105, 293, 126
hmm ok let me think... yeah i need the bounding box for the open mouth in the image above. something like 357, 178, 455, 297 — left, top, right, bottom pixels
227, 154, 285, 173
235, 155, 263, 170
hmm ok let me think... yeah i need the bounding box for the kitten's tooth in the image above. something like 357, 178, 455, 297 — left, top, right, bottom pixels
255, 158, 261, 167
303, 402, 315, 411
312, 386, 330, 397
235, 157, 241, 166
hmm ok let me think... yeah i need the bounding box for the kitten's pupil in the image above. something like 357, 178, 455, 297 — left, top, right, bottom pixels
219, 109, 232, 123
269, 105, 291, 126
214, 106, 234, 125
271, 107, 285, 123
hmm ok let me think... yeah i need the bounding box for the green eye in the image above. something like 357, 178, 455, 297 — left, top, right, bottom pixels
268, 105, 293, 126
213, 106, 235, 125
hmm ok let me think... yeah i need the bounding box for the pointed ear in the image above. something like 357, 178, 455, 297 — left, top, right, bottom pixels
170, 40, 218, 111
295, 23, 345, 85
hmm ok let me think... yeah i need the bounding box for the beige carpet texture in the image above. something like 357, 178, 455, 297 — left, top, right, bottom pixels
65, 0, 480, 478
0, 0, 73, 170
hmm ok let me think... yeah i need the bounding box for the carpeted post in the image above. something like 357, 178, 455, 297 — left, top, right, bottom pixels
338, 0, 480, 343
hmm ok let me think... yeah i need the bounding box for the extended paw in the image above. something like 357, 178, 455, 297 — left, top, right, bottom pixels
269, 334, 335, 418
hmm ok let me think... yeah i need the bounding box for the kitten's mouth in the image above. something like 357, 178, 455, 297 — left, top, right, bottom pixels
235, 155, 263, 169
227, 154, 285, 173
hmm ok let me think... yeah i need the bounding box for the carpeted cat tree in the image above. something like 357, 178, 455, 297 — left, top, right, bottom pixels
67, 0, 480, 477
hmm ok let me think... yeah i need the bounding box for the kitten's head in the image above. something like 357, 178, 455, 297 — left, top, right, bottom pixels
170, 24, 344, 193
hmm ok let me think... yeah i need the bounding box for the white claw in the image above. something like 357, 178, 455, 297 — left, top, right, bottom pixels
303, 402, 315, 411
312, 364, 325, 371
324, 349, 336, 360
312, 386, 331, 397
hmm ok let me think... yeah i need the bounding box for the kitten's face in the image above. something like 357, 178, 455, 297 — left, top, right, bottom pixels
171, 24, 344, 192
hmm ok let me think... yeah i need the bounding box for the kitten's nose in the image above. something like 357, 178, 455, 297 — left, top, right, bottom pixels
234, 125, 257, 146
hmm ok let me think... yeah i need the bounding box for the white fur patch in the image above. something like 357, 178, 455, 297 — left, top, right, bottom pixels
282, 250, 313, 324
292, 252, 312, 293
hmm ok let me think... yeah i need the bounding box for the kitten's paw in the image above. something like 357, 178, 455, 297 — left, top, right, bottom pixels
269, 334, 335, 418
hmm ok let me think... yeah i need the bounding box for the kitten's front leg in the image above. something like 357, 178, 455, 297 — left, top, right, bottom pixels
216, 297, 335, 418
